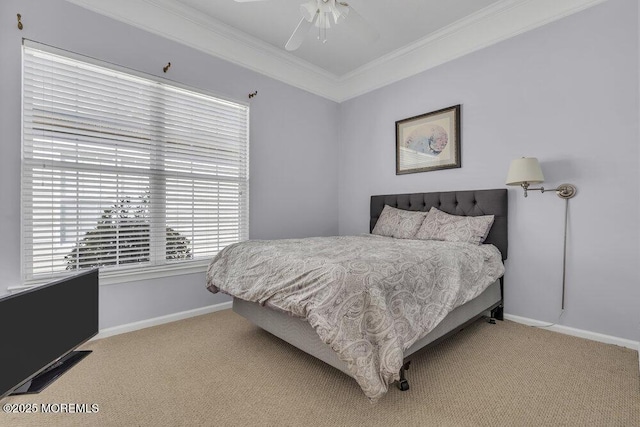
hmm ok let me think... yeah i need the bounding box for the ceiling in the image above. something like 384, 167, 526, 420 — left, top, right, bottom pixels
65, 0, 606, 102
173, 0, 500, 76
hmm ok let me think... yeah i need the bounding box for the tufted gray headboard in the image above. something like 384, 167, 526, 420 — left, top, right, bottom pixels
370, 189, 508, 260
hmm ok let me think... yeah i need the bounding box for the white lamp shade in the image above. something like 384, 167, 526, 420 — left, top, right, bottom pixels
506, 157, 545, 185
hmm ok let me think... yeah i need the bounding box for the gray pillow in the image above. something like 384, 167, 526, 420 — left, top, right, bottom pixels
371, 205, 428, 239
415, 207, 494, 245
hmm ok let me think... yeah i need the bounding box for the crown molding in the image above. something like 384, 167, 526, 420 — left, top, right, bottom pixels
337, 0, 609, 101
65, 0, 607, 103
64, 0, 343, 101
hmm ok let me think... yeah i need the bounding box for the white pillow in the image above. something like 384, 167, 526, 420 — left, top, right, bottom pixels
415, 207, 494, 245
372, 205, 428, 239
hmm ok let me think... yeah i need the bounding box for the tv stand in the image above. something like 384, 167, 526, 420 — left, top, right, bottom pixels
10, 350, 91, 395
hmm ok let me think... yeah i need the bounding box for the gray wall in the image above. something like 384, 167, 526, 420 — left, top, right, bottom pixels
338, 0, 640, 341
0, 0, 340, 329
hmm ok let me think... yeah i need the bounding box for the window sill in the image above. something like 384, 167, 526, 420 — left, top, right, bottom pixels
98, 261, 210, 286
11, 261, 210, 292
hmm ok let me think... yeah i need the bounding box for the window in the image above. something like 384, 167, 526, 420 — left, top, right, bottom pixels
21, 42, 249, 283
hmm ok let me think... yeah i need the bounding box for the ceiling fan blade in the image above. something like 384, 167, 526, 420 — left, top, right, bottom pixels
342, 5, 379, 43
285, 15, 316, 51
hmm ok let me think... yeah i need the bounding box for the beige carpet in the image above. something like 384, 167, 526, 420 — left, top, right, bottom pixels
2, 309, 639, 427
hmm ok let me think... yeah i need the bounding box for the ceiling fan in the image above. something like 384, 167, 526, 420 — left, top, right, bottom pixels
234, 0, 379, 51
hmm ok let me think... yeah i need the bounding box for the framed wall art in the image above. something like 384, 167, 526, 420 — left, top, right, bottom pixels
396, 104, 461, 175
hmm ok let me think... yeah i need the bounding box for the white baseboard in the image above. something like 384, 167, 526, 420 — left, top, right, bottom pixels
92, 301, 233, 341
90, 303, 639, 355
504, 313, 639, 350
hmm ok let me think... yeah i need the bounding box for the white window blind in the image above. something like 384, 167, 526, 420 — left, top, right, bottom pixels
22, 42, 249, 283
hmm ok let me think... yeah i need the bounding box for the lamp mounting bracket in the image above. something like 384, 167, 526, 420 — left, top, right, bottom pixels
555, 183, 576, 199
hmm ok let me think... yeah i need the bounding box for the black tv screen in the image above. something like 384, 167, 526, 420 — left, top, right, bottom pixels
0, 269, 98, 399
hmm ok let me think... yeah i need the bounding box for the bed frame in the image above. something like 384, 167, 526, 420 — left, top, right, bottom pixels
233, 188, 508, 392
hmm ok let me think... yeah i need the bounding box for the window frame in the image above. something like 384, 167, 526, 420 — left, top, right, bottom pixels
20, 40, 250, 286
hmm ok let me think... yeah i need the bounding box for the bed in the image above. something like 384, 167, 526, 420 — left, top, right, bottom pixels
206, 189, 508, 401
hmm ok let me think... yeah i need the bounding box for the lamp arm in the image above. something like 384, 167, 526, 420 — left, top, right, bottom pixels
519, 183, 576, 199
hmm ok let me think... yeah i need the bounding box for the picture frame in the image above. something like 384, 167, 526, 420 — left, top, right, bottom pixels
396, 104, 461, 175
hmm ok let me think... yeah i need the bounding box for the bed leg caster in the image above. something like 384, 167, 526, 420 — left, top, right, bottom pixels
491, 306, 504, 321
397, 361, 411, 391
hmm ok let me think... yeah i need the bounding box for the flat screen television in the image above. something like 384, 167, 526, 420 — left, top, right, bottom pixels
0, 269, 99, 400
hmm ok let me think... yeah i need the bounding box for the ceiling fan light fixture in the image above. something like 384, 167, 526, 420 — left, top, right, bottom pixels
304, 0, 347, 29
300, 1, 318, 22
333, 1, 348, 23
316, 13, 331, 30
273, 0, 378, 51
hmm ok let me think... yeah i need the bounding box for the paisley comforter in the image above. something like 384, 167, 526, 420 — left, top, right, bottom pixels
206, 234, 504, 401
